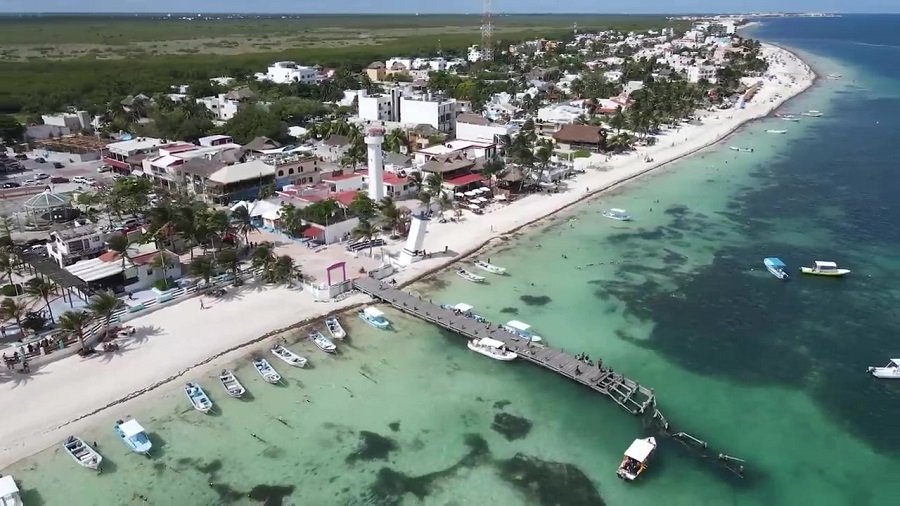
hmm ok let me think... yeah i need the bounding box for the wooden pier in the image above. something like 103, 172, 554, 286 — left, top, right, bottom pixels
353, 277, 656, 416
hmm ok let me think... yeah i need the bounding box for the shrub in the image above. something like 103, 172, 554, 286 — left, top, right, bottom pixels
572, 150, 591, 159
0, 283, 23, 296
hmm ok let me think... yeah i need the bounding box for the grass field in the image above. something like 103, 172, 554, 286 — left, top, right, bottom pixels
0, 14, 684, 114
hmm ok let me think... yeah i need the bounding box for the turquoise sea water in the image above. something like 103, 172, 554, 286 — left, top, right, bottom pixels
6, 15, 900, 505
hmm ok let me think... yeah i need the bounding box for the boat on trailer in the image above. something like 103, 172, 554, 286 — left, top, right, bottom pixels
63, 436, 103, 471
473, 259, 507, 274
800, 260, 850, 277
219, 369, 246, 398
185, 382, 213, 413
616, 436, 657, 481
309, 331, 337, 353
867, 359, 900, 379
456, 268, 486, 283
114, 418, 152, 456
359, 307, 390, 329
764, 257, 789, 280
467, 337, 517, 361
325, 317, 346, 339
0, 476, 22, 506
602, 208, 632, 221
502, 320, 543, 343
271, 344, 308, 367
253, 358, 281, 383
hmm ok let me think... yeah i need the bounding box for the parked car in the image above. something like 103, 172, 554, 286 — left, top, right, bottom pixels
50, 176, 69, 183
2, 182, 20, 188
22, 178, 37, 185
97, 165, 112, 173
14, 153, 27, 160
35, 157, 46, 163
52, 162, 64, 169
72, 176, 88, 184
35, 173, 49, 180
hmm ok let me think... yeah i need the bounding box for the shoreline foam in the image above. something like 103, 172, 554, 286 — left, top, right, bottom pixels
0, 43, 815, 469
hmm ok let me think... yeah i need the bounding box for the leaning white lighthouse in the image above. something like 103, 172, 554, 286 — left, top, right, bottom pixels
365, 126, 386, 202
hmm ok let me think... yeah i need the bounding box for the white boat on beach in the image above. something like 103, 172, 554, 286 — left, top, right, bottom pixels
729, 146, 754, 152
253, 358, 281, 383
456, 268, 486, 283
602, 208, 632, 221
359, 307, 390, 329
616, 436, 657, 481
473, 259, 507, 274
309, 331, 337, 353
766, 129, 788, 134
502, 320, 543, 343
325, 317, 346, 339
185, 382, 213, 413
467, 337, 517, 361
63, 436, 103, 471
867, 359, 900, 379
0, 476, 22, 506
271, 344, 308, 367
764, 257, 790, 280
219, 369, 246, 398
114, 418, 152, 455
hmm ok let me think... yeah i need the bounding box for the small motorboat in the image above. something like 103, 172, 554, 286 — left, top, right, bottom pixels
800, 260, 850, 277
867, 359, 900, 379
766, 129, 787, 134
325, 317, 346, 339
764, 257, 789, 280
729, 146, 754, 152
253, 358, 281, 383
827, 73, 842, 80
441, 302, 487, 323
781, 116, 800, 122
114, 418, 152, 455
456, 268, 486, 283
602, 208, 632, 221
219, 369, 246, 398
502, 320, 543, 343
473, 259, 507, 274
0, 475, 22, 506
271, 344, 308, 367
359, 307, 390, 329
467, 337, 517, 361
309, 331, 337, 353
63, 436, 103, 471
185, 382, 213, 413
616, 436, 657, 481
801, 110, 823, 117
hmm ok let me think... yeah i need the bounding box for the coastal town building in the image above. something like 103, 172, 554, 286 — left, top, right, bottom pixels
65, 244, 183, 293
46, 225, 109, 267
552, 124, 607, 152
258, 61, 322, 85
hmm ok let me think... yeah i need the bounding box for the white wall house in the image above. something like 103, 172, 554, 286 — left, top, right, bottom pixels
197, 94, 240, 122
686, 65, 718, 83
66, 245, 183, 293
41, 111, 92, 132
400, 96, 458, 134
46, 225, 109, 267
263, 61, 321, 85
537, 103, 586, 124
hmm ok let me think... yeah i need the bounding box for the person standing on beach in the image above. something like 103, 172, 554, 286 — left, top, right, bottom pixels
200, 299, 206, 310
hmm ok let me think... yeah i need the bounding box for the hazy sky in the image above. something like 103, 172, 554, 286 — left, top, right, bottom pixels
0, 0, 897, 14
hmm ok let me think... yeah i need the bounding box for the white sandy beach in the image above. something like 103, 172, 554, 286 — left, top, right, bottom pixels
0, 44, 814, 468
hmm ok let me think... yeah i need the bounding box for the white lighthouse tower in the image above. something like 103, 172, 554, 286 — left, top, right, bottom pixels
365, 125, 386, 202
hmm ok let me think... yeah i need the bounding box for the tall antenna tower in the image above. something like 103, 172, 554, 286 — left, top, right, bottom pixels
481, 0, 494, 62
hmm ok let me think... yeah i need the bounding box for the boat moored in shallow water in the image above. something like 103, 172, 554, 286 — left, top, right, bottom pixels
359, 307, 390, 329
219, 369, 246, 398
467, 337, 517, 361
456, 268, 486, 283
185, 382, 213, 413
602, 208, 632, 221
766, 129, 788, 134
325, 317, 346, 339
473, 259, 507, 274
114, 418, 152, 455
617, 437, 657, 481
271, 344, 308, 367
63, 436, 103, 471
729, 146, 754, 153
502, 320, 543, 342
867, 359, 900, 379
253, 358, 281, 383
764, 257, 790, 280
0, 476, 22, 506
801, 110, 823, 117
800, 260, 850, 277
309, 331, 337, 353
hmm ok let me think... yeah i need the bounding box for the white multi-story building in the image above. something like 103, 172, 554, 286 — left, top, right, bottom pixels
262, 61, 321, 85
46, 225, 109, 267
456, 113, 516, 144
537, 103, 587, 124
196, 94, 240, 122
41, 111, 92, 132
686, 65, 718, 83
357, 87, 405, 123
400, 95, 457, 134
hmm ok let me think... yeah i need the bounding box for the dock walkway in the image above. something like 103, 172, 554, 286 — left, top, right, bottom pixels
354, 277, 656, 416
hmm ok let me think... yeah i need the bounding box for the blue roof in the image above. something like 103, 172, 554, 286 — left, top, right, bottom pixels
764, 257, 786, 268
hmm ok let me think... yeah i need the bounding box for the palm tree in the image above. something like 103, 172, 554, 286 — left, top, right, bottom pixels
352, 219, 379, 257
58, 310, 92, 352
88, 291, 120, 340
0, 298, 28, 336
481, 156, 505, 191
25, 278, 56, 323
425, 173, 444, 201
533, 140, 553, 185
190, 256, 217, 285
416, 190, 432, 212
609, 107, 626, 133
341, 140, 366, 170
252, 242, 276, 278
384, 128, 409, 153
407, 171, 424, 194
217, 247, 242, 285
379, 197, 403, 236
205, 210, 232, 255
0, 247, 17, 287
151, 252, 174, 289
106, 232, 133, 271
271, 255, 298, 285
231, 205, 256, 246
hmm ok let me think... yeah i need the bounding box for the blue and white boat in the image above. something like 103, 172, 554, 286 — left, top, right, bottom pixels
602, 208, 632, 221
309, 331, 337, 353
441, 302, 488, 323
359, 307, 390, 329
764, 257, 789, 280
185, 382, 213, 413
114, 418, 152, 455
502, 320, 543, 343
